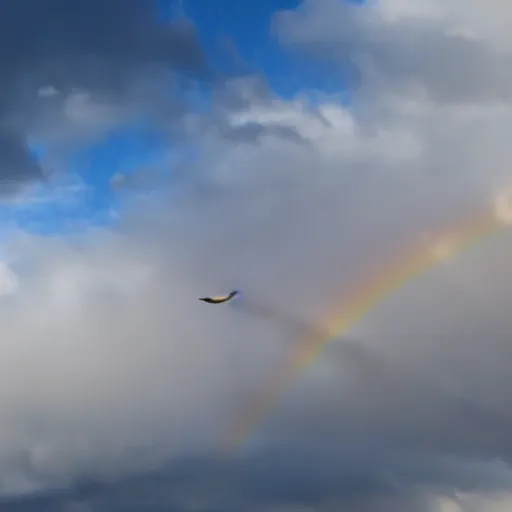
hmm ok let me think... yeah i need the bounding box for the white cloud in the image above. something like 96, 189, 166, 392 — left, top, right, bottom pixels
274, 0, 512, 103
0, 261, 18, 296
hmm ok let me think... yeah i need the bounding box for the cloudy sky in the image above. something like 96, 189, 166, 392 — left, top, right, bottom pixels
2, 0, 512, 510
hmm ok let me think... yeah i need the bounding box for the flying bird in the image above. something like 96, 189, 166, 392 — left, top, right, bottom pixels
199, 290, 239, 304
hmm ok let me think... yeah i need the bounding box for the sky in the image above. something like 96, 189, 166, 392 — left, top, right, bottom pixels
2, 0, 512, 510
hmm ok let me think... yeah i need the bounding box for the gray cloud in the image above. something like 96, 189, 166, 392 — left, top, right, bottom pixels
273, 0, 512, 104
0, 0, 208, 195
212, 75, 276, 111
0, 458, 438, 511
219, 121, 308, 145
0, 129, 41, 196
0, 99, 511, 510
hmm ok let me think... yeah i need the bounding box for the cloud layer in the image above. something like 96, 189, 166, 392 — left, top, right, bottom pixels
2, 0, 512, 510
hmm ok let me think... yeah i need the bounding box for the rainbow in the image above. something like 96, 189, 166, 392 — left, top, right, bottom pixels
224, 206, 510, 451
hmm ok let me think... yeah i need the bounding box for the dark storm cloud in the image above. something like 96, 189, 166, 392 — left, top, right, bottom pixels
0, 456, 430, 511
0, 129, 41, 196
0, 0, 209, 196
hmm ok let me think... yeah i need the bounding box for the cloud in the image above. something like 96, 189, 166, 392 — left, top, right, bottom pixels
273, 0, 512, 104
0, 129, 41, 196
1, 0, 512, 510
0, 0, 208, 196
